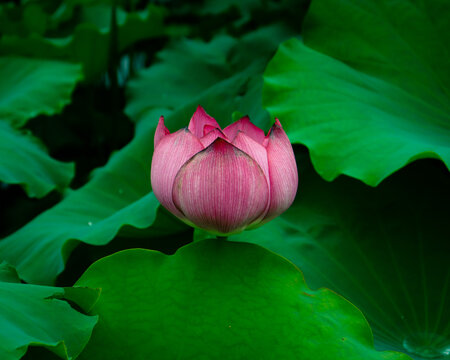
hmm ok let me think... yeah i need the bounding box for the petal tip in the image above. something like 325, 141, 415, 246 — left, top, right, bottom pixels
189, 106, 221, 138
154, 116, 170, 148
194, 104, 206, 115
157, 116, 165, 128
223, 115, 265, 144
269, 118, 286, 139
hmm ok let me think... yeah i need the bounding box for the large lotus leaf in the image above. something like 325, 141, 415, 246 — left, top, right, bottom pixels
224, 153, 450, 360
0, 263, 99, 360
263, 0, 450, 186
0, 57, 82, 128
75, 241, 410, 360
0, 122, 74, 198
0, 5, 165, 81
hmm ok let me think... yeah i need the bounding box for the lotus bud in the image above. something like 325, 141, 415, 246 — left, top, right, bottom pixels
151, 106, 298, 235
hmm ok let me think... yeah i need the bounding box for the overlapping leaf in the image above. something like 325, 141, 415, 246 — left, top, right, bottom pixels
0, 57, 82, 127
0, 122, 75, 198
126, 24, 294, 127
75, 240, 410, 360
222, 154, 449, 360
263, 0, 450, 185
0, 57, 81, 197
0, 263, 98, 360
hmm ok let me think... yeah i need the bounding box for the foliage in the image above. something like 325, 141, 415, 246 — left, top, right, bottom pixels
229, 154, 449, 357
0, 262, 98, 360
75, 241, 410, 360
263, 0, 450, 186
0, 57, 81, 197
0, 0, 448, 359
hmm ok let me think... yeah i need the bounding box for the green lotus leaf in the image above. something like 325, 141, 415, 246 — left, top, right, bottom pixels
0, 56, 80, 197
126, 24, 294, 127
75, 240, 410, 360
225, 153, 449, 360
0, 261, 20, 283
0, 56, 82, 128
263, 0, 450, 186
0, 263, 99, 360
0, 122, 75, 198
0, 130, 167, 284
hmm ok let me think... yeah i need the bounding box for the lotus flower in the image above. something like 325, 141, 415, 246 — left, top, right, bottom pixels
151, 106, 298, 235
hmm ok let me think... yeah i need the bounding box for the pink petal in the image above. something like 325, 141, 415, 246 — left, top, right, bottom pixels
172, 138, 269, 235
188, 105, 221, 138
223, 116, 266, 144
154, 116, 170, 149
203, 124, 217, 135
151, 128, 204, 218
199, 127, 228, 148
232, 131, 270, 193
263, 119, 298, 222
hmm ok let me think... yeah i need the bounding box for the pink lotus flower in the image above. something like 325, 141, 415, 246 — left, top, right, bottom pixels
151, 106, 298, 235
